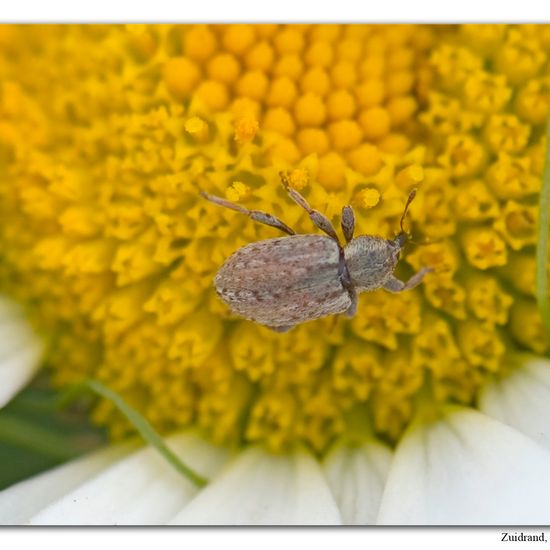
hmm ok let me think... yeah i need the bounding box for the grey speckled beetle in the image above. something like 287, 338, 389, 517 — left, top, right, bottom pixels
201, 173, 433, 333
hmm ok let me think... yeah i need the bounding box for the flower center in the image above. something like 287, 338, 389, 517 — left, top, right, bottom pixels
0, 24, 548, 453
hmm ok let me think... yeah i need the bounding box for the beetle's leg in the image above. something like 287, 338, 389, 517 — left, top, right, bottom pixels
341, 205, 355, 243
279, 172, 340, 243
200, 191, 296, 236
383, 267, 434, 293
344, 287, 358, 317
337, 247, 357, 317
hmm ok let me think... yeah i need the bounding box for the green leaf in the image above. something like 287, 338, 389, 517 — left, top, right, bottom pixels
0, 380, 107, 490
0, 413, 81, 461
0, 444, 59, 490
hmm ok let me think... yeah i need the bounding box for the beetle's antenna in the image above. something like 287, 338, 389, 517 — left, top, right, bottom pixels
397, 189, 444, 247
399, 188, 417, 235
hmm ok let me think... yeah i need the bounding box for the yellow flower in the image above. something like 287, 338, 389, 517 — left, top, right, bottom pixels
0, 24, 549, 455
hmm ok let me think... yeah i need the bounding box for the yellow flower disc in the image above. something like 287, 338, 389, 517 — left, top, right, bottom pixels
0, 24, 549, 454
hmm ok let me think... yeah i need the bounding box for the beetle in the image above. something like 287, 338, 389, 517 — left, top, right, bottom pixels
200, 172, 433, 333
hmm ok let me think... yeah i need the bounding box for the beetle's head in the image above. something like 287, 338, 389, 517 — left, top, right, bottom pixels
394, 231, 409, 250
387, 232, 408, 269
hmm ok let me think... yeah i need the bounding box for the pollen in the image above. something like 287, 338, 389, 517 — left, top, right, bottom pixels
286, 168, 310, 191
225, 181, 251, 202
234, 116, 260, 143
184, 116, 208, 136
354, 187, 381, 209
1, 24, 549, 455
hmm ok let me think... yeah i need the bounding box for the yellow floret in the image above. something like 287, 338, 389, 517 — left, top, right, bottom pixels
483, 114, 530, 154
234, 116, 260, 143
457, 320, 505, 372
207, 53, 241, 84
274, 28, 305, 54
463, 71, 512, 114
294, 93, 327, 126
300, 68, 331, 96
509, 299, 549, 354
378, 133, 411, 154
465, 274, 513, 325
266, 76, 298, 108
273, 55, 303, 79
387, 96, 418, 127
337, 39, 363, 62
486, 153, 540, 199
245, 41, 275, 71
494, 200, 538, 250
194, 80, 229, 111
236, 71, 269, 101
494, 29, 546, 85
263, 108, 295, 136
255, 24, 278, 38
328, 120, 363, 151
311, 24, 342, 42
388, 47, 415, 70
515, 77, 550, 125
286, 168, 310, 190
184, 116, 208, 135
462, 228, 508, 269
305, 41, 334, 67
317, 152, 347, 190
326, 89, 357, 120
268, 137, 301, 163
438, 134, 486, 178
331, 61, 357, 88
296, 128, 330, 155
359, 107, 391, 139
359, 56, 385, 78
163, 57, 200, 100
354, 187, 381, 208
395, 164, 424, 190
184, 25, 218, 61
424, 276, 467, 320
387, 71, 414, 96
230, 97, 262, 119
355, 79, 386, 108
222, 24, 256, 55
347, 143, 382, 176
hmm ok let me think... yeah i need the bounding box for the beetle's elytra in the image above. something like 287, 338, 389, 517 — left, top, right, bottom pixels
201, 173, 433, 332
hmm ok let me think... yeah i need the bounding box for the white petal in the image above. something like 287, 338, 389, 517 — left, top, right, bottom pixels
0, 297, 44, 408
377, 406, 550, 525
0, 442, 133, 525
322, 440, 392, 525
170, 446, 342, 525
27, 432, 229, 525
479, 358, 550, 451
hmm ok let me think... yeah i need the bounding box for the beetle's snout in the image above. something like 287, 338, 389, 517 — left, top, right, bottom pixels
394, 232, 409, 249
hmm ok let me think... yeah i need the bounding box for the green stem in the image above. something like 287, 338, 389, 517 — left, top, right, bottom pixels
58, 380, 208, 488
536, 116, 550, 340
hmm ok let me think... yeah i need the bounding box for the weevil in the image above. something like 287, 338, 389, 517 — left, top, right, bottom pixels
200, 173, 433, 333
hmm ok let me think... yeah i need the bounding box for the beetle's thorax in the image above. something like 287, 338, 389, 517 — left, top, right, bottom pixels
344, 235, 400, 291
